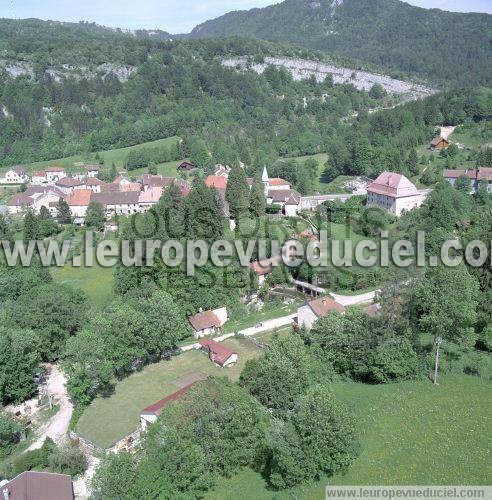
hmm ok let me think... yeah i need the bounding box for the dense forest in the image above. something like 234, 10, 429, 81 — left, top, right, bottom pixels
189, 0, 492, 87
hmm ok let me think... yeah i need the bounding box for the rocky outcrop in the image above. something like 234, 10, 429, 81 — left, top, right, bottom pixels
222, 56, 434, 98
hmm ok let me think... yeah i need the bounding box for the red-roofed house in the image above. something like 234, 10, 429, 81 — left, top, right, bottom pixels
205, 175, 228, 190
249, 258, 277, 285
188, 307, 228, 338
297, 296, 346, 330
66, 189, 92, 218
86, 165, 100, 178
367, 171, 426, 216
267, 177, 291, 190
199, 339, 238, 368
138, 187, 163, 212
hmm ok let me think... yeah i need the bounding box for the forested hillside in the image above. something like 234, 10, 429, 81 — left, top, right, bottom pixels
189, 0, 492, 86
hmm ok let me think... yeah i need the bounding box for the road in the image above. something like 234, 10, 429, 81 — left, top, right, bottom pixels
330, 289, 379, 307
28, 365, 73, 451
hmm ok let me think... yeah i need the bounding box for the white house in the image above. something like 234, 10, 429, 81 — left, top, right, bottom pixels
45, 166, 67, 184
267, 189, 301, 215
84, 177, 106, 193
188, 307, 228, 338
66, 189, 92, 218
297, 296, 346, 330
86, 165, 101, 178
92, 191, 140, 217
3, 166, 30, 184
443, 168, 492, 193
366, 171, 426, 217
138, 187, 163, 212
55, 176, 84, 194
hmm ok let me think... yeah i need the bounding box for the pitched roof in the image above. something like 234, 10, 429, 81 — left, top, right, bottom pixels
10, 165, 27, 176
65, 189, 92, 207
308, 297, 346, 317
268, 178, 290, 187
285, 190, 301, 205
140, 379, 206, 417
431, 136, 449, 146
188, 310, 222, 331
267, 189, 296, 203
476, 167, 492, 181
85, 177, 106, 186
55, 177, 83, 187
7, 193, 33, 207
177, 161, 196, 170
86, 164, 100, 171
199, 339, 237, 367
367, 171, 419, 198
443, 169, 468, 179
443, 167, 492, 181
138, 187, 163, 204
1, 471, 73, 500
205, 175, 228, 190
33, 170, 46, 177
92, 190, 140, 207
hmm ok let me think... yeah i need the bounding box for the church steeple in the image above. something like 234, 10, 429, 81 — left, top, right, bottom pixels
262, 166, 269, 182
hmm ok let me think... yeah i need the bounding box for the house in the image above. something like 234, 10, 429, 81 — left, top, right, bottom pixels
177, 161, 196, 171
267, 189, 301, 215
3, 166, 30, 184
297, 296, 346, 330
267, 178, 292, 191
32, 190, 63, 216
139, 376, 208, 430
138, 187, 163, 212
139, 174, 168, 191
366, 171, 426, 217
84, 177, 106, 193
86, 165, 100, 178
6, 193, 34, 214
0, 471, 74, 500
199, 339, 238, 367
443, 168, 492, 193
31, 170, 48, 185
430, 136, 450, 149
92, 191, 140, 217
55, 176, 84, 194
249, 258, 277, 286
205, 175, 228, 190
66, 189, 92, 218
188, 307, 228, 338
45, 166, 67, 184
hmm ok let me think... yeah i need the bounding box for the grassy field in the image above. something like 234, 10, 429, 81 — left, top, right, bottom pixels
75, 337, 263, 448
208, 375, 491, 499
4, 136, 182, 177
51, 252, 114, 308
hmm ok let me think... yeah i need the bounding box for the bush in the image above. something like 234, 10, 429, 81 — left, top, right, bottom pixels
0, 413, 22, 459
49, 442, 88, 477
266, 204, 282, 214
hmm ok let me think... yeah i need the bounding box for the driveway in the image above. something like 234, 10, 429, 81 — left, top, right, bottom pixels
28, 365, 73, 451
330, 290, 379, 307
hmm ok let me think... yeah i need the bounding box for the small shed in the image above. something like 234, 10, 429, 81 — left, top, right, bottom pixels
188, 307, 228, 338
199, 339, 238, 368
177, 161, 196, 171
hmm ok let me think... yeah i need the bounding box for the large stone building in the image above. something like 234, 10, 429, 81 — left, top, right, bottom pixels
366, 171, 426, 217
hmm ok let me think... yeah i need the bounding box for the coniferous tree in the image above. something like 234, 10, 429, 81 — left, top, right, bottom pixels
0, 214, 12, 243
39, 205, 52, 221
226, 165, 249, 221
249, 172, 266, 217
23, 209, 40, 242
57, 199, 72, 224
406, 149, 420, 176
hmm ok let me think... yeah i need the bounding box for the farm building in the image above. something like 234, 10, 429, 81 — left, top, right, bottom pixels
3, 166, 30, 184
297, 296, 346, 330
199, 339, 238, 367
188, 307, 228, 338
177, 161, 196, 171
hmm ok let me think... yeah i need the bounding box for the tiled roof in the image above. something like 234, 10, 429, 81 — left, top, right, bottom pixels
199, 339, 237, 367
367, 171, 419, 198
56, 177, 83, 187
308, 297, 346, 317
1, 471, 73, 500
65, 189, 92, 207
205, 175, 228, 190
267, 189, 295, 203
10, 165, 27, 175
430, 136, 449, 146
85, 177, 105, 186
92, 190, 140, 207
188, 310, 222, 331
443, 169, 468, 179
268, 178, 290, 187
443, 168, 492, 181
138, 187, 163, 204
7, 193, 33, 206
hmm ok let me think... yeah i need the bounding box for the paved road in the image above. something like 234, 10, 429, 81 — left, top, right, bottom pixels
28, 365, 73, 451
330, 290, 379, 307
